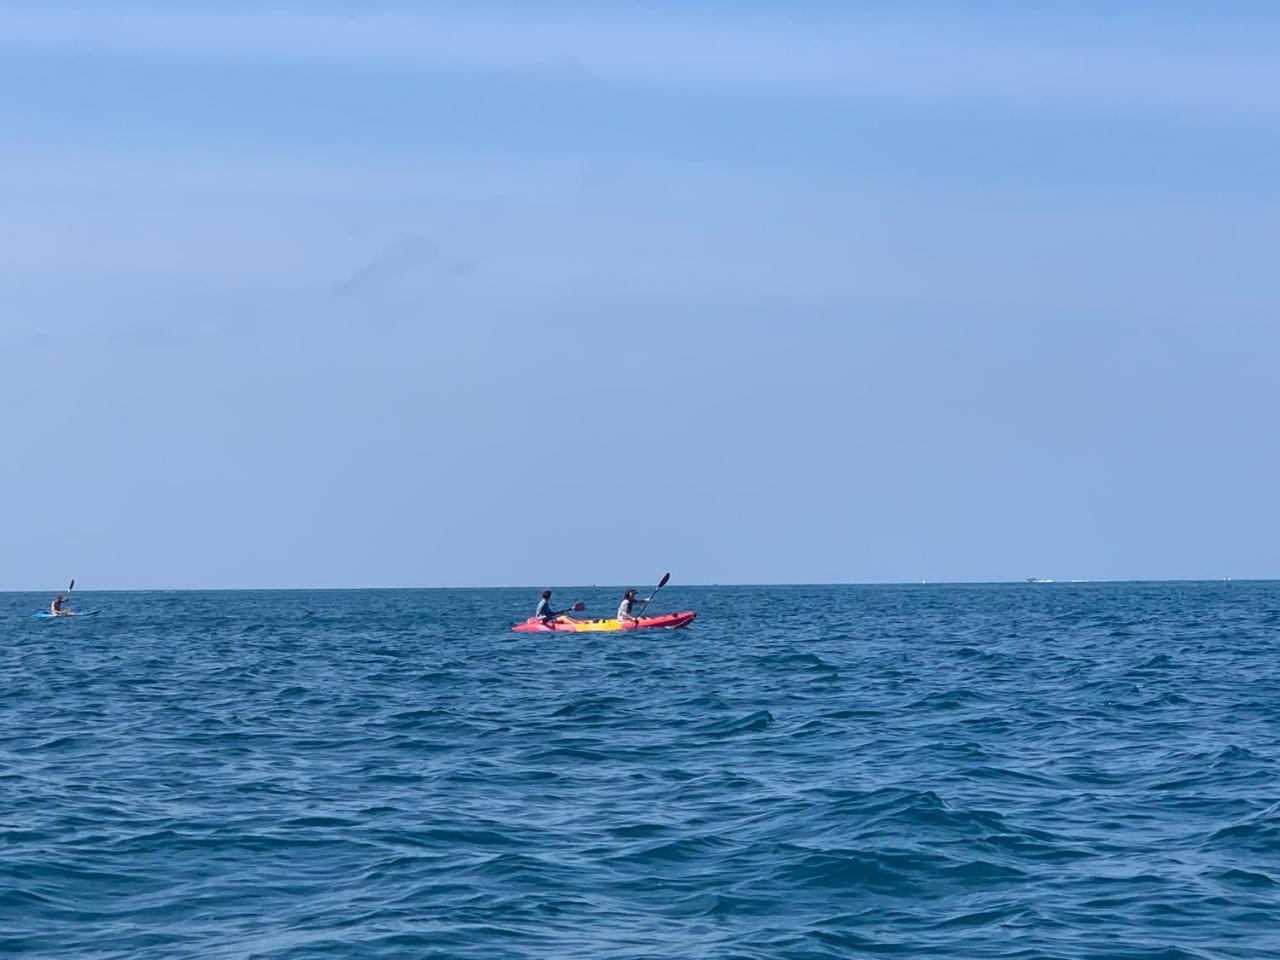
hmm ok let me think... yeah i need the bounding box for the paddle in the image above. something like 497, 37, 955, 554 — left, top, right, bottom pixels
635, 572, 670, 615
558, 601, 587, 616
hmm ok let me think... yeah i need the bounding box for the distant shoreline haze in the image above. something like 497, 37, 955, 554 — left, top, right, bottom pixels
4, 578, 1274, 595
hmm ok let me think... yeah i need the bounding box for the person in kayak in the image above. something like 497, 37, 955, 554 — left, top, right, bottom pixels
617, 588, 652, 623
50, 594, 72, 617
535, 590, 579, 625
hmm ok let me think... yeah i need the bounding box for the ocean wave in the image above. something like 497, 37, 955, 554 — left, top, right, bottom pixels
4, 582, 1280, 958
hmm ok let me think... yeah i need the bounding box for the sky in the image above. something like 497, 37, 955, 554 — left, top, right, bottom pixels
2, 1, 1278, 590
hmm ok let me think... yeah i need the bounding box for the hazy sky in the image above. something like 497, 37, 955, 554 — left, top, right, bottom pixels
3, 1, 1277, 589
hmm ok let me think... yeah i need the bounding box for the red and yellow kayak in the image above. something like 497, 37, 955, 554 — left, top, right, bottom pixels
512, 611, 697, 633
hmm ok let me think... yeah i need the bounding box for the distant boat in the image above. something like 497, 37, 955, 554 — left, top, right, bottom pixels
1025, 577, 1053, 584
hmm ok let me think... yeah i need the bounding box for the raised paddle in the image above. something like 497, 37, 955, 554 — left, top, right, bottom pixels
635, 572, 670, 615
50, 578, 76, 617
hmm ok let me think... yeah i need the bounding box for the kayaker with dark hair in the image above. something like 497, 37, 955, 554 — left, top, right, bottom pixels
535, 590, 556, 623
535, 590, 581, 626
50, 594, 71, 617
617, 588, 651, 623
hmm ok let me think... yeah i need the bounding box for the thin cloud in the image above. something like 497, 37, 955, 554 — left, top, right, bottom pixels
332, 235, 440, 301
1, 4, 1278, 117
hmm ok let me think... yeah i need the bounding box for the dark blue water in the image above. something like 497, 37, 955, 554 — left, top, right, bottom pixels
3, 582, 1279, 958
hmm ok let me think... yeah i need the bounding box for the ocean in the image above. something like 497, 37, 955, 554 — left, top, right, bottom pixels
3, 582, 1278, 958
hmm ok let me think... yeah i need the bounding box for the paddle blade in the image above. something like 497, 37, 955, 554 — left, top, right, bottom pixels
68, 578, 75, 592
572, 601, 586, 612
656, 572, 670, 590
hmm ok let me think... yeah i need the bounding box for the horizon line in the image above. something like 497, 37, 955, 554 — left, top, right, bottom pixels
2, 577, 1274, 594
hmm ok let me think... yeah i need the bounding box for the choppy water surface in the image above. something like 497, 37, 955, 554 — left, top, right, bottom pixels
3, 582, 1279, 958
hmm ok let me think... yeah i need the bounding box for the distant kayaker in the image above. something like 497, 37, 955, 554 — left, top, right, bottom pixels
50, 594, 71, 617
617, 588, 651, 623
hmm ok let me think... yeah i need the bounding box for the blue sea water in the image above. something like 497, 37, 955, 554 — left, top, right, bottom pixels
2, 582, 1279, 959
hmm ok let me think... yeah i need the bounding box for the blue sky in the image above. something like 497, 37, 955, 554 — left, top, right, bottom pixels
2, 2, 1277, 589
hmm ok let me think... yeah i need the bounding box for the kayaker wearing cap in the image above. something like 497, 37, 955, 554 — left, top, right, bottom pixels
50, 594, 71, 617
617, 588, 651, 623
